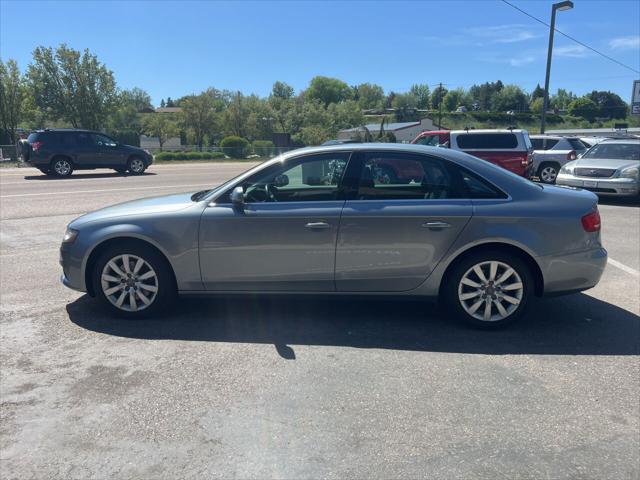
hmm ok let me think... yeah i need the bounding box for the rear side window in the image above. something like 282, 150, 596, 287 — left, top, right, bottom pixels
456, 168, 508, 199
456, 133, 518, 150
76, 132, 93, 146
545, 139, 559, 150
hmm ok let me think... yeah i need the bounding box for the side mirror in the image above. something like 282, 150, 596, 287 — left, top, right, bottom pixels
274, 174, 289, 187
230, 186, 244, 209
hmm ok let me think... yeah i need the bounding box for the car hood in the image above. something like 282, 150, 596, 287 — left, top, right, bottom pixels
572, 157, 639, 170
70, 192, 197, 228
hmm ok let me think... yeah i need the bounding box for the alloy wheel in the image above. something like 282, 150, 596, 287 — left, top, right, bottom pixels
457, 260, 524, 322
540, 166, 558, 183
100, 254, 158, 312
54, 160, 72, 176
130, 158, 145, 173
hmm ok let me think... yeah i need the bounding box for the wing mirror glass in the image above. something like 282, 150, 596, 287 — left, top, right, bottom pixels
274, 174, 289, 187
231, 186, 245, 209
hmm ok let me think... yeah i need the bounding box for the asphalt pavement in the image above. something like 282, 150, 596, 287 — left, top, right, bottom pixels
1, 163, 638, 479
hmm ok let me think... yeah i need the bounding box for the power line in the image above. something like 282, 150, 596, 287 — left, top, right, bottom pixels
500, 0, 640, 75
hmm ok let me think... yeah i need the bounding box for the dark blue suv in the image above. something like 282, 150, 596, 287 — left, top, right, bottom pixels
24, 129, 153, 177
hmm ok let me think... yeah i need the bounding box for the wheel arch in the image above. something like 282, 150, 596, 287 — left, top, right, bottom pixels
83, 235, 177, 297
438, 241, 544, 298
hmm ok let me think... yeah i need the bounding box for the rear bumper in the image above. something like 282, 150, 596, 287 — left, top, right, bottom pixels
556, 175, 639, 196
538, 247, 608, 296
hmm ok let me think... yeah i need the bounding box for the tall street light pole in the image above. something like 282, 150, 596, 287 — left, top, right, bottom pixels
541, 0, 574, 134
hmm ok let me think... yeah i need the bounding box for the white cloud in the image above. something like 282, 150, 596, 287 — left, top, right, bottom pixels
609, 35, 640, 50
510, 55, 536, 67
554, 45, 590, 58
464, 24, 541, 44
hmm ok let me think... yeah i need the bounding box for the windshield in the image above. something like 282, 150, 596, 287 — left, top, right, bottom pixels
582, 143, 640, 161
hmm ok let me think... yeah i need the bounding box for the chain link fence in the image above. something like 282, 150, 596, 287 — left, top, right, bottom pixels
0, 145, 18, 162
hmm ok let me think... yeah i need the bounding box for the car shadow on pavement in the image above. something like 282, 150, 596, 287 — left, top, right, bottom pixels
23, 172, 157, 180
597, 196, 639, 208
67, 292, 639, 359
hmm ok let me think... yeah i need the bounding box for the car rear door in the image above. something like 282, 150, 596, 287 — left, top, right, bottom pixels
335, 151, 472, 292
198, 151, 351, 291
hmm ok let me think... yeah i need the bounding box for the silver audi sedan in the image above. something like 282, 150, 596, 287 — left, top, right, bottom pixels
60, 144, 607, 328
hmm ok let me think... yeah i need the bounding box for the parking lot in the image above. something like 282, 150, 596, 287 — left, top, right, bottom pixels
1, 163, 638, 478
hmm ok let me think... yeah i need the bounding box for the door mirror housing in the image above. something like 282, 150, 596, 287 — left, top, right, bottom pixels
231, 186, 245, 209
274, 174, 289, 187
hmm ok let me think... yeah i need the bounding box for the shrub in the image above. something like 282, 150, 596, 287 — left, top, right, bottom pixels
153, 151, 226, 161
220, 136, 250, 158
252, 140, 275, 157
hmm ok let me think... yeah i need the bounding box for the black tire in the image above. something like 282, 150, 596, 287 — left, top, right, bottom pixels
50, 157, 74, 177
537, 162, 560, 184
92, 241, 176, 318
127, 156, 147, 175
441, 250, 534, 329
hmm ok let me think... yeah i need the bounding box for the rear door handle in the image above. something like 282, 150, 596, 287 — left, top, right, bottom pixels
422, 221, 451, 229
305, 222, 330, 229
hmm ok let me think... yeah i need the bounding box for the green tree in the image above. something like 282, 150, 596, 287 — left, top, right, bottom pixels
530, 84, 545, 102
530, 97, 545, 114
271, 81, 294, 100
468, 80, 503, 111
181, 89, 221, 150
550, 88, 576, 111
568, 97, 599, 122
268, 81, 295, 132
392, 93, 419, 121
305, 76, 352, 106
587, 90, 628, 119
107, 87, 153, 133
27, 44, 117, 129
431, 85, 448, 110
141, 113, 179, 151
0, 59, 26, 143
327, 100, 365, 134
354, 83, 385, 110
442, 88, 466, 112
491, 84, 528, 112
410, 84, 430, 109
300, 125, 331, 146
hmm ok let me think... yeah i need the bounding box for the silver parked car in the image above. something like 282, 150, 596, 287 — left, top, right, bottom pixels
60, 144, 607, 328
556, 138, 640, 197
529, 135, 587, 184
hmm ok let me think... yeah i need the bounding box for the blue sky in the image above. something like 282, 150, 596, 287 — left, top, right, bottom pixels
1, 0, 639, 106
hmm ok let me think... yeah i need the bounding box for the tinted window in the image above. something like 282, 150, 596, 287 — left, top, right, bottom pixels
76, 132, 93, 146
530, 138, 544, 150
235, 152, 350, 203
545, 139, 559, 150
582, 143, 640, 161
356, 153, 457, 200
27, 133, 40, 143
456, 133, 518, 149
92, 134, 117, 146
567, 138, 586, 150
457, 168, 507, 199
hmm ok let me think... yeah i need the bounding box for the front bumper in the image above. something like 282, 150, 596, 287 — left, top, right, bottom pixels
60, 244, 87, 292
556, 174, 639, 196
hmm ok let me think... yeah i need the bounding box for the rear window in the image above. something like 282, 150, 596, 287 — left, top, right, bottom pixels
530, 138, 544, 150
545, 139, 559, 150
456, 133, 518, 150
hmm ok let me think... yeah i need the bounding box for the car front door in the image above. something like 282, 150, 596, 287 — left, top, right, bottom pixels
92, 134, 126, 167
198, 151, 351, 291
335, 151, 472, 292
74, 132, 100, 167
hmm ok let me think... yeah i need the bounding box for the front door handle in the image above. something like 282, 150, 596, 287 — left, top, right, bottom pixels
305, 222, 330, 229
422, 221, 451, 229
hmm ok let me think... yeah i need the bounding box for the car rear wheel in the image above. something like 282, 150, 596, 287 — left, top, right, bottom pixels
127, 157, 146, 175
538, 162, 559, 184
442, 251, 534, 328
51, 158, 74, 177
92, 242, 176, 318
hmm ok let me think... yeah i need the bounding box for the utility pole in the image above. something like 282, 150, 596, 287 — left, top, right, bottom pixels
438, 82, 443, 129
541, 1, 574, 133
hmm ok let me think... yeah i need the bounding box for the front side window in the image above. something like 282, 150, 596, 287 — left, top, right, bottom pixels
356, 153, 457, 200
236, 152, 350, 203
92, 134, 117, 147
582, 143, 640, 161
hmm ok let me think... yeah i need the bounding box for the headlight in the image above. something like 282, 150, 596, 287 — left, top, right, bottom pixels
62, 228, 79, 244
559, 165, 574, 175
620, 166, 639, 179
144, 149, 151, 155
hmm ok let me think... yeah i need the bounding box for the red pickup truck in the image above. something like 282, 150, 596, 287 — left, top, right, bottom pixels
412, 129, 534, 178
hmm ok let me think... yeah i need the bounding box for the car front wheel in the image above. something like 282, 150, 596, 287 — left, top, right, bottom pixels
92, 242, 176, 318
442, 251, 534, 328
538, 163, 559, 184
127, 157, 147, 174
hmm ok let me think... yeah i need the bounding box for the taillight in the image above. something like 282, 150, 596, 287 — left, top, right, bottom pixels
581, 208, 601, 232
521, 153, 530, 167
567, 150, 577, 161
31, 141, 43, 151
